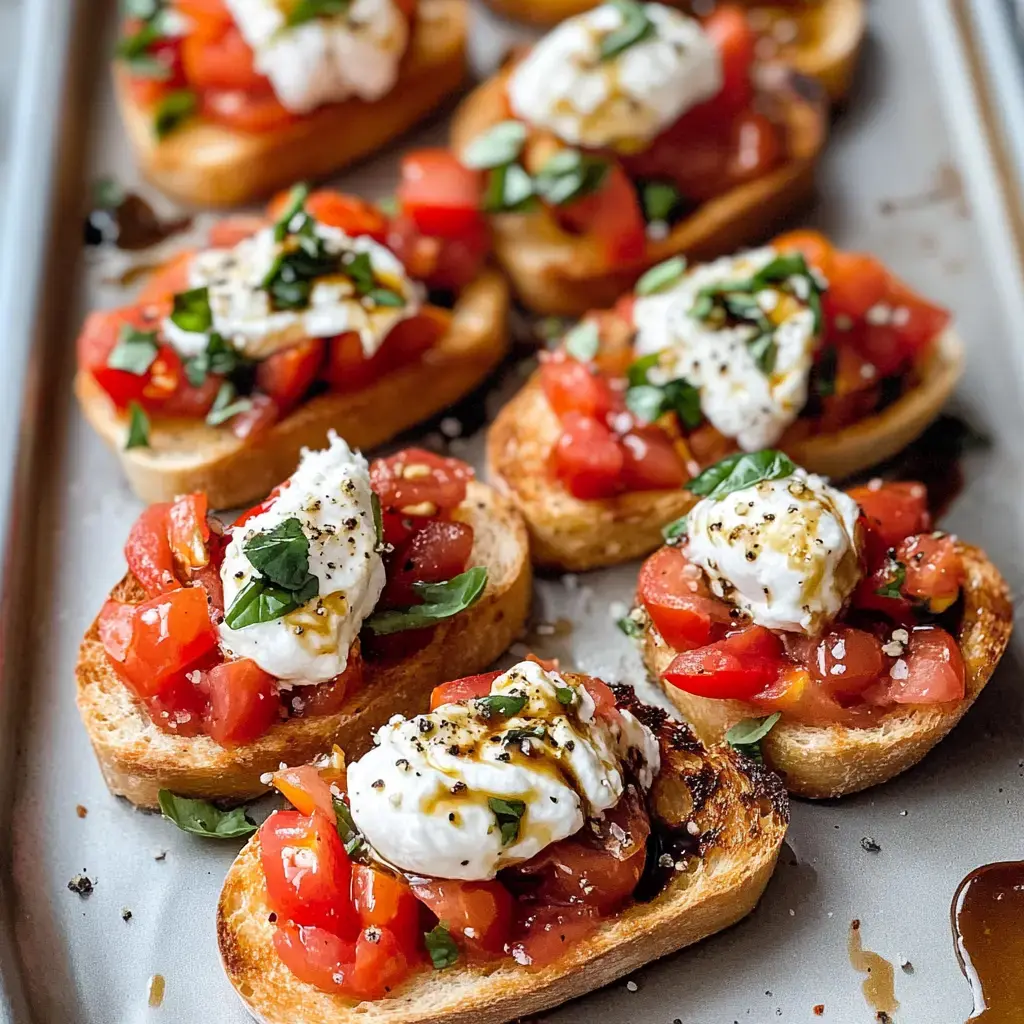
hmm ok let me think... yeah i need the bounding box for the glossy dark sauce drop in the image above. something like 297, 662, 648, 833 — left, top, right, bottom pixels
952, 861, 1024, 1022
85, 187, 190, 252
848, 919, 899, 1018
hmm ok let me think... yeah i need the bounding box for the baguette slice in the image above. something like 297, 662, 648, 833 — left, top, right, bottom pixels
451, 67, 827, 316
217, 691, 789, 1024
116, 0, 468, 207
481, 0, 865, 103
76, 481, 532, 810
75, 269, 509, 509
641, 543, 1013, 799
487, 327, 964, 572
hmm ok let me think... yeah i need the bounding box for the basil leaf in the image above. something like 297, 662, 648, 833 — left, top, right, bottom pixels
364, 566, 488, 635
125, 402, 150, 450
599, 0, 655, 60
533, 149, 609, 207
488, 797, 526, 846
185, 332, 243, 387
555, 686, 575, 705
286, 0, 351, 25
365, 287, 405, 308
503, 725, 547, 746
243, 517, 311, 589
636, 256, 687, 296
170, 286, 213, 334
153, 89, 197, 139
640, 180, 682, 224
627, 351, 661, 387
332, 796, 369, 860
626, 379, 702, 428
93, 176, 126, 211
158, 791, 256, 839
625, 384, 667, 424
223, 573, 319, 629
273, 183, 310, 241
747, 332, 777, 375
482, 164, 536, 214
371, 492, 384, 548
813, 346, 837, 397
617, 615, 644, 638
475, 694, 527, 718
206, 381, 253, 426
563, 320, 600, 362
686, 450, 796, 500
108, 325, 158, 375
424, 925, 459, 970
725, 712, 782, 764
344, 251, 374, 292
875, 561, 907, 599
461, 120, 527, 170
662, 515, 688, 543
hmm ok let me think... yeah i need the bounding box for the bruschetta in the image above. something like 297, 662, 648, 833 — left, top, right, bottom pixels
487, 232, 964, 571
76, 437, 532, 810
75, 177, 509, 508
449, 1, 828, 315
114, 0, 468, 206
626, 451, 1012, 799
481, 0, 865, 104
216, 660, 788, 1023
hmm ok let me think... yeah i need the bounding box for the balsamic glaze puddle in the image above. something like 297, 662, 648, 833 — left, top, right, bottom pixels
634, 826, 699, 903
85, 186, 191, 252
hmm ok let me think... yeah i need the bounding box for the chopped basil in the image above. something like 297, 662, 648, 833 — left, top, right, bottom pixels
375, 195, 398, 217
813, 345, 837, 397
488, 796, 526, 846
475, 693, 527, 718
223, 574, 320, 630
153, 89, 197, 139
636, 256, 687, 296
627, 351, 661, 387
365, 286, 405, 307
617, 615, 644, 638
461, 120, 528, 170
482, 163, 536, 214
532, 149, 609, 207
686, 450, 796, 501
625, 378, 702, 429
662, 515, 688, 543
332, 796, 368, 861
107, 325, 158, 375
157, 791, 257, 839
875, 561, 907, 599
504, 725, 547, 746
286, 0, 352, 25
555, 686, 575, 705
640, 180, 682, 224
599, 0, 655, 60
725, 713, 781, 764
206, 382, 253, 427
184, 333, 245, 387
93, 176, 126, 211
125, 402, 150, 449
262, 228, 339, 311
371, 492, 384, 548
424, 925, 459, 970
273, 183, 310, 242
243, 517, 313, 590
747, 331, 777, 375
170, 287, 213, 334
364, 566, 488, 635
563, 320, 600, 362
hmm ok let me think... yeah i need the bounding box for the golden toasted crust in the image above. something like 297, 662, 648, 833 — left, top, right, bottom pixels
486, 328, 964, 572
75, 482, 532, 810
117, 0, 468, 207
216, 706, 788, 1024
480, 0, 865, 102
450, 67, 827, 316
75, 270, 509, 509
641, 543, 1014, 799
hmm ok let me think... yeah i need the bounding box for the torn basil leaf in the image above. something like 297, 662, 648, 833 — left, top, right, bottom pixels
875, 561, 907, 599
184, 333, 243, 387
286, 0, 352, 26
636, 256, 687, 296
158, 791, 257, 839
332, 796, 368, 860
555, 686, 575, 705
107, 325, 158, 375
170, 286, 213, 334
640, 180, 682, 224
599, 0, 655, 60
424, 925, 459, 970
662, 515, 688, 543
461, 120, 528, 170
625, 378, 702, 429
205, 381, 253, 427
482, 163, 536, 214
371, 492, 384, 548
153, 89, 197, 140
475, 694, 527, 718
488, 796, 526, 846
273, 182, 310, 241
617, 615, 644, 638
686, 450, 796, 501
243, 517, 312, 590
223, 573, 320, 630
563, 320, 600, 362
725, 713, 781, 764
533, 149, 609, 207
364, 566, 488, 635
125, 402, 150, 450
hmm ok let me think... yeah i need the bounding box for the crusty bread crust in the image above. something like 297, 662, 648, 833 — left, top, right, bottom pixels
640, 543, 1013, 799
116, 0, 468, 207
75, 269, 509, 509
480, 0, 865, 103
75, 482, 532, 810
486, 328, 964, 572
450, 67, 827, 316
217, 707, 788, 1024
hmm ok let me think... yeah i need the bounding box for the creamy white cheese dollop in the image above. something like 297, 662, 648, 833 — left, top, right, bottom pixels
218, 432, 385, 684
507, 2, 722, 152
162, 221, 422, 362
686, 467, 862, 635
633, 247, 822, 451
222, 0, 408, 113
347, 660, 661, 880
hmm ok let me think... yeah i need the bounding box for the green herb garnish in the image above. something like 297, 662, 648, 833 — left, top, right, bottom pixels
555, 686, 575, 705
488, 796, 526, 846
170, 286, 213, 334
364, 567, 488, 635
532, 149, 610, 207
184, 332, 245, 387
273, 183, 310, 241
461, 120, 528, 170
875, 561, 907, 600
636, 256, 687, 296
617, 615, 644, 638
662, 515, 688, 543
563, 320, 600, 362
475, 693, 528, 718
371, 492, 384, 548
332, 796, 368, 860
724, 713, 781, 764
424, 925, 459, 970
153, 89, 197, 139
625, 378, 702, 429
157, 791, 256, 839
686, 450, 796, 501
640, 180, 683, 224
125, 402, 150, 449
107, 325, 159, 375
286, 0, 352, 26
205, 381, 253, 427
482, 163, 536, 214
599, 0, 655, 60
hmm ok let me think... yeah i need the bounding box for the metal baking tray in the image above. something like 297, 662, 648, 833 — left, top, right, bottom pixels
2, 0, 1023, 1021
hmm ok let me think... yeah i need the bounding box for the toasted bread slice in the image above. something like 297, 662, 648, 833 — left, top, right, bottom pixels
217, 691, 788, 1024
116, 0, 468, 207
451, 67, 827, 316
76, 481, 532, 810
480, 0, 865, 103
75, 269, 509, 509
486, 328, 964, 572
641, 543, 1013, 799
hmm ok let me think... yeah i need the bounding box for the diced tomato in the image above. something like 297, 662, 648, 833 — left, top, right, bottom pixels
582, 677, 618, 719
182, 23, 270, 93
751, 664, 869, 728
272, 922, 356, 994
883, 275, 952, 355
429, 671, 503, 710
233, 485, 283, 527
166, 492, 210, 572
324, 331, 381, 393
228, 393, 280, 440
848, 481, 930, 564
291, 659, 363, 718
383, 520, 474, 607
386, 214, 490, 292
137, 251, 196, 303
397, 149, 485, 240
551, 413, 624, 501
207, 215, 266, 248
344, 927, 417, 999
539, 356, 614, 420
376, 310, 449, 371
174, 0, 233, 39
824, 251, 890, 322
773, 229, 835, 278
663, 626, 785, 700
77, 304, 168, 409
144, 673, 210, 736
412, 879, 513, 959
272, 763, 337, 819
876, 626, 965, 705
897, 533, 963, 611
557, 164, 645, 265
726, 110, 782, 184
509, 904, 600, 967
255, 338, 325, 414
370, 450, 472, 516
97, 599, 135, 662
201, 658, 279, 745
351, 866, 421, 949
620, 428, 685, 492
100, 587, 219, 698
702, 4, 756, 114
125, 502, 177, 596
200, 89, 296, 132
637, 546, 734, 650
805, 626, 885, 697
267, 190, 388, 243
259, 809, 356, 935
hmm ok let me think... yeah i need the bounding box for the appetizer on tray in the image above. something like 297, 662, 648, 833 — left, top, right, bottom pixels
114, 0, 468, 205
75, 179, 507, 508
217, 660, 788, 1022
629, 451, 1012, 799
76, 436, 531, 809
450, 0, 828, 315
488, 232, 964, 571
480, 0, 865, 103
